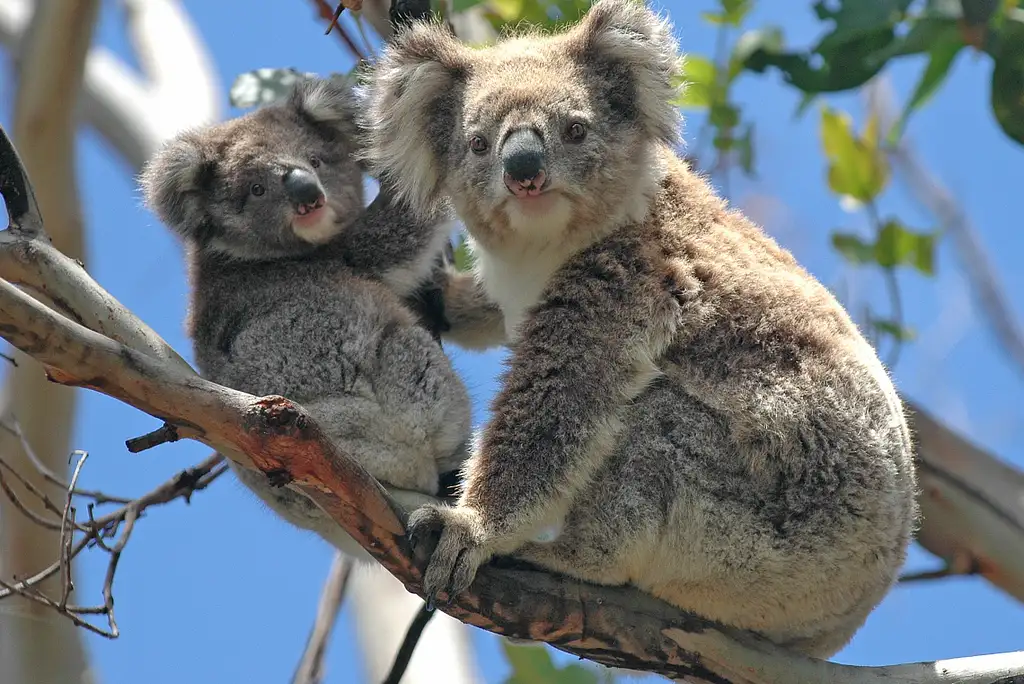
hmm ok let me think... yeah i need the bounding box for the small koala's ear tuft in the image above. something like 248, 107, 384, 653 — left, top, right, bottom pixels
139, 131, 215, 243
569, 0, 682, 145
289, 76, 360, 136
359, 21, 469, 217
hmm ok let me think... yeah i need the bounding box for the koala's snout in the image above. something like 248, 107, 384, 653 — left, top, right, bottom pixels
501, 129, 547, 196
283, 168, 326, 214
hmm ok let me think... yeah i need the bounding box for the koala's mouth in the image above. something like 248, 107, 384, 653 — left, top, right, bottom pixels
294, 196, 326, 216
503, 170, 550, 200
291, 201, 339, 244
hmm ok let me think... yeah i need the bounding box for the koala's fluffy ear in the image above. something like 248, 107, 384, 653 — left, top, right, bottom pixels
289, 76, 361, 140
360, 22, 469, 216
139, 132, 215, 243
568, 0, 682, 146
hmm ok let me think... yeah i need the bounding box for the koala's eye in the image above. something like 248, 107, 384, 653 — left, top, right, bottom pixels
469, 135, 489, 154
251, 183, 265, 196
310, 156, 321, 168
566, 122, 587, 142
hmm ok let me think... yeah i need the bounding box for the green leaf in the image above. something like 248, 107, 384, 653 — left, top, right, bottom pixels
874, 220, 937, 275
990, 35, 1024, 145
502, 642, 600, 684
671, 55, 718, 108
729, 27, 784, 81
453, 235, 476, 272
709, 101, 740, 128
229, 68, 314, 109
813, 0, 913, 52
888, 29, 963, 142
741, 28, 896, 93
453, 0, 488, 11
832, 232, 876, 264
736, 122, 756, 176
961, 0, 1001, 27
871, 318, 917, 341
702, 0, 752, 26
819, 107, 890, 201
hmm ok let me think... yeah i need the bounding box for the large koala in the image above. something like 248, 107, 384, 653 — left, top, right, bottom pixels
140, 77, 472, 561
360, 0, 919, 658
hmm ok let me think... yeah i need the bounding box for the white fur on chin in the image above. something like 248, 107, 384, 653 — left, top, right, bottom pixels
292, 206, 341, 244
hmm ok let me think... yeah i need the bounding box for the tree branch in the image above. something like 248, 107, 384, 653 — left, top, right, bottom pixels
907, 401, 1024, 602
0, 0, 221, 171
382, 602, 436, 684
291, 553, 352, 684
0, 124, 1021, 684
0, 2, 100, 682
0, 448, 226, 637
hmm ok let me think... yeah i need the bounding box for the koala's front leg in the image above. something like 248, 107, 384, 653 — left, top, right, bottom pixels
342, 182, 456, 297
408, 244, 680, 604
438, 268, 507, 351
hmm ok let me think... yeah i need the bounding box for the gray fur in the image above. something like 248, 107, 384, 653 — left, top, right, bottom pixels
140, 77, 472, 561
361, 0, 918, 658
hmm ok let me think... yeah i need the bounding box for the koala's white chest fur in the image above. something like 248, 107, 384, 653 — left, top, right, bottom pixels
471, 240, 569, 340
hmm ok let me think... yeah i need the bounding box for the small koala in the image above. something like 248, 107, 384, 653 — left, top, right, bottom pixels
361, 0, 918, 658
140, 77, 472, 561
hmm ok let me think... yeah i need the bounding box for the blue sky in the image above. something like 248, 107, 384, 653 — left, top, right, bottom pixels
1, 0, 1023, 682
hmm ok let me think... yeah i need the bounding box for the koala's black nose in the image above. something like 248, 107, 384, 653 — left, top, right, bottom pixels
283, 168, 324, 208
501, 129, 545, 183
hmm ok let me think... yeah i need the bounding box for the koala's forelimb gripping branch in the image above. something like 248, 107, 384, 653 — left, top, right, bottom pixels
1, 125, 1023, 684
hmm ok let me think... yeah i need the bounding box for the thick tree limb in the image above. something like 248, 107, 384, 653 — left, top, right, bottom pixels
0, 125, 1022, 684
909, 403, 1024, 602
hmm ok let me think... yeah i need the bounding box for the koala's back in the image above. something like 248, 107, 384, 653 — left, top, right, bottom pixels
514, 158, 916, 658
191, 253, 471, 497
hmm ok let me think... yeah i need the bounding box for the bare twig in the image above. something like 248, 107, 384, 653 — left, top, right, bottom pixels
292, 553, 353, 684
382, 602, 436, 684
0, 452, 226, 637
325, 2, 346, 34
125, 423, 180, 453
0, 417, 131, 504
58, 450, 88, 609
310, 0, 368, 62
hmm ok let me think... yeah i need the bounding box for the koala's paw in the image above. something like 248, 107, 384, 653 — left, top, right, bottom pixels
407, 504, 492, 607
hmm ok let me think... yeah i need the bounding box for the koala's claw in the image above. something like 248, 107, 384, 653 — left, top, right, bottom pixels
408, 504, 490, 606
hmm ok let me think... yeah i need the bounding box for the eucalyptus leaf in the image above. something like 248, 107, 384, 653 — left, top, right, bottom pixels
819, 107, 890, 201
874, 220, 937, 275
453, 236, 476, 272
229, 68, 316, 109
671, 55, 718, 108
832, 232, 876, 264
502, 642, 601, 684
888, 31, 963, 143
990, 39, 1024, 145
871, 318, 917, 341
